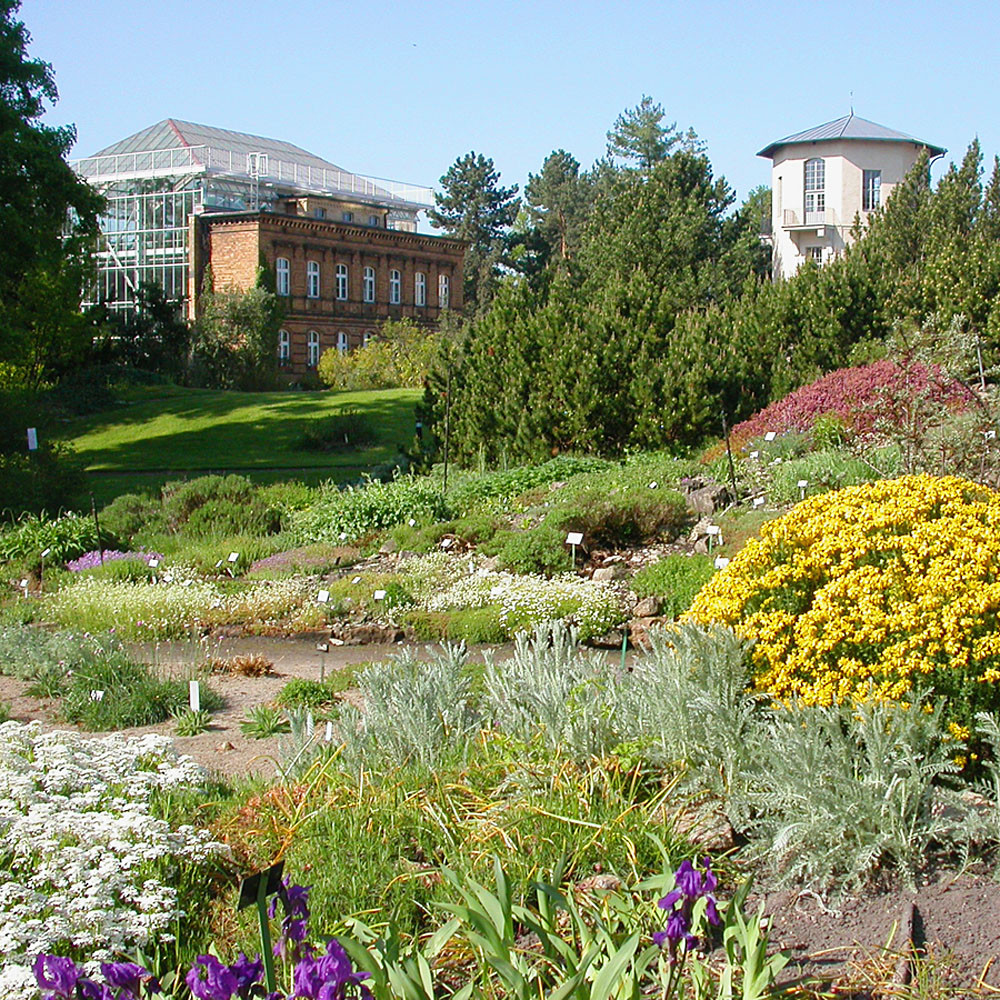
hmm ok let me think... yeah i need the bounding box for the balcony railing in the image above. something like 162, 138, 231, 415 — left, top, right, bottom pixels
782, 208, 835, 228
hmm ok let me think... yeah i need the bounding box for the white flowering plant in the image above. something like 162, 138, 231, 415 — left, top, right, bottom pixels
0, 722, 229, 1000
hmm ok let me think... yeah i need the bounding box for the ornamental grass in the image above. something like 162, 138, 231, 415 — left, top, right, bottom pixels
685, 475, 1000, 723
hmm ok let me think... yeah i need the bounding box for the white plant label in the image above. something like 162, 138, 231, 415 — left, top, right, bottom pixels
325, 721, 334, 742
566, 532, 584, 546
27, 427, 38, 451
440, 538, 453, 549
40, 548, 51, 559
90, 690, 104, 702
339, 532, 348, 541
373, 589, 386, 601
227, 552, 240, 563
19, 578, 28, 589
764, 431, 777, 442
317, 590, 330, 604
408, 518, 416, 526
753, 497, 765, 508
188, 680, 200, 712
648, 481, 658, 489
352, 576, 361, 584
706, 525, 721, 536
749, 450, 759, 459
147, 558, 160, 568
797, 480, 809, 489
215, 560, 223, 568
316, 642, 329, 653
714, 556, 730, 570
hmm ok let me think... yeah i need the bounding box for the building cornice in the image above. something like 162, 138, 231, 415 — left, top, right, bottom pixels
200, 210, 467, 254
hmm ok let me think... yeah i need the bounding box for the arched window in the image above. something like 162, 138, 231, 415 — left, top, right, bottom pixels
363, 330, 374, 347
804, 158, 825, 217
306, 260, 320, 298
278, 329, 290, 364
275, 258, 290, 297
363, 266, 376, 303
336, 263, 349, 301
438, 273, 450, 309
389, 268, 401, 305
307, 330, 320, 368
414, 271, 426, 307
337, 331, 348, 354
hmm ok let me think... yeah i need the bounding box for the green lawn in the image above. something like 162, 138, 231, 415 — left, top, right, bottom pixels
65, 385, 421, 504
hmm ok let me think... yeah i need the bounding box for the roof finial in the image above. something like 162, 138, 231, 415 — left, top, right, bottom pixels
849, 91, 854, 116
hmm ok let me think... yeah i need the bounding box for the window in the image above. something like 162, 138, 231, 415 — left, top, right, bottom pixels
804, 158, 825, 216
806, 246, 824, 265
414, 271, 426, 307
278, 329, 290, 363
337, 331, 348, 354
336, 263, 348, 300
364, 330, 374, 347
363, 266, 376, 303
307, 330, 320, 367
389, 268, 401, 305
438, 274, 450, 309
275, 257, 290, 296
306, 260, 320, 298
342, 211, 353, 223
862, 169, 881, 211
314, 208, 327, 220
368, 214, 380, 227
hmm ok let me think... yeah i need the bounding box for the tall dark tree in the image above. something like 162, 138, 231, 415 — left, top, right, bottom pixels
606, 95, 702, 171
428, 151, 519, 313
523, 149, 591, 268
0, 1, 100, 303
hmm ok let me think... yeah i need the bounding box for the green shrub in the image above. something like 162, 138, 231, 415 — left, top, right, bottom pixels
274, 670, 358, 710
161, 474, 262, 530
86, 557, 158, 583
290, 474, 451, 544
298, 410, 376, 451
544, 486, 689, 547
184, 497, 281, 538
98, 492, 166, 543
490, 525, 573, 576
632, 554, 715, 618
240, 704, 289, 738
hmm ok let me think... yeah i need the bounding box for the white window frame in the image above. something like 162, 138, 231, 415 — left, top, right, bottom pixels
306, 260, 320, 299
337, 331, 348, 354
438, 273, 450, 309
342, 211, 353, 223
389, 268, 401, 305
415, 271, 426, 307
804, 158, 825, 217
363, 266, 376, 303
806, 246, 824, 265
307, 330, 320, 367
278, 329, 290, 363
862, 169, 881, 212
275, 258, 290, 297
368, 214, 379, 227
336, 263, 349, 301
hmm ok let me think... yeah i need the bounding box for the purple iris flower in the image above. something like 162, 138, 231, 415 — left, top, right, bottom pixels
100, 961, 160, 996
293, 940, 371, 1000
655, 857, 721, 960
34, 956, 85, 999
228, 953, 265, 999
270, 881, 313, 961
186, 955, 239, 1000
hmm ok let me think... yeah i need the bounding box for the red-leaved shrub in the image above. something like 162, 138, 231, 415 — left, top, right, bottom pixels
717, 360, 974, 455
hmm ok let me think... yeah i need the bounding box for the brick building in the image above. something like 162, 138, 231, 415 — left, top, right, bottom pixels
71, 119, 465, 375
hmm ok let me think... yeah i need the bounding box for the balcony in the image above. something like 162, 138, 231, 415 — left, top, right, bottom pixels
782, 208, 835, 230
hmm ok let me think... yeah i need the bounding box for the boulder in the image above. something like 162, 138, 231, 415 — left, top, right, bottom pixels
686, 483, 730, 517
633, 595, 661, 618
592, 565, 624, 582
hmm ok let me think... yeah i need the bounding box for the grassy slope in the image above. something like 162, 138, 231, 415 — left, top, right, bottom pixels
65, 385, 420, 503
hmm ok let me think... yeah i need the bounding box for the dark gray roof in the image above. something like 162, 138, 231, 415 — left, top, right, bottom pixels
89, 118, 351, 174
758, 114, 945, 159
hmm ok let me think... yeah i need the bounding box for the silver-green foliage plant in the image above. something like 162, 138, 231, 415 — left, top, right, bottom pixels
342, 643, 478, 768
747, 698, 963, 891
613, 625, 762, 812
482, 622, 619, 759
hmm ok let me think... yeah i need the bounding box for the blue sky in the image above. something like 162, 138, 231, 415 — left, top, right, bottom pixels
26, 0, 1000, 207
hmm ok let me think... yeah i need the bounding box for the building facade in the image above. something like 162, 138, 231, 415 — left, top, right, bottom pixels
758, 114, 945, 279
192, 197, 464, 372
71, 119, 465, 375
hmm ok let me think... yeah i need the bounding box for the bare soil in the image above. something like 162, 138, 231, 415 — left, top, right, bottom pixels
5, 632, 1000, 992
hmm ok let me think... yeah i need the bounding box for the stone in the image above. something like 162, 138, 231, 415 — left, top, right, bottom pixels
216, 741, 236, 752
693, 537, 709, 554
672, 801, 736, 853
378, 538, 398, 555
592, 566, 623, 582
633, 595, 661, 618
687, 483, 730, 517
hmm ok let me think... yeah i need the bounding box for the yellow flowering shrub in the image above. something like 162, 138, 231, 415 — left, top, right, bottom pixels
685, 475, 1000, 722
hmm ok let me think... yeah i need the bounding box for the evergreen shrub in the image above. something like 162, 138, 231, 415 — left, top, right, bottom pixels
632, 555, 714, 618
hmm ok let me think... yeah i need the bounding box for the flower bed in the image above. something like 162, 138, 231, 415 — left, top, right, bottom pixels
0, 723, 227, 999
685, 475, 1000, 722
